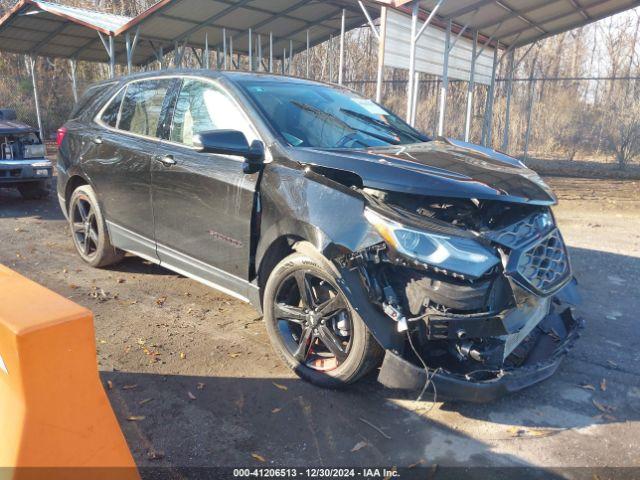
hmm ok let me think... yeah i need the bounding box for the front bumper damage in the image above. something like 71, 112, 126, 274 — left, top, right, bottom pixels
336, 224, 583, 403
378, 297, 583, 402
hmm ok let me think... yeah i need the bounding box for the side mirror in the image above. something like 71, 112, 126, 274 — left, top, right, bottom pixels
193, 130, 263, 160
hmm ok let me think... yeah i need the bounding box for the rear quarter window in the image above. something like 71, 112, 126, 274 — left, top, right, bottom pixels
71, 82, 117, 119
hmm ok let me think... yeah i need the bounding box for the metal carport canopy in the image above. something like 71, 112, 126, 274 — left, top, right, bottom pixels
392, 0, 640, 49
0, 0, 148, 64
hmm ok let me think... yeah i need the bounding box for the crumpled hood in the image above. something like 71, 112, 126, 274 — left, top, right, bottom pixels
298, 138, 556, 205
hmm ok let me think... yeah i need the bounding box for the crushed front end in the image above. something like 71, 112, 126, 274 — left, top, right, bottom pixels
337, 190, 583, 402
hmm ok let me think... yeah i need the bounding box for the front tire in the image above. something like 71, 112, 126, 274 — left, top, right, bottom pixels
68, 184, 124, 268
263, 252, 383, 388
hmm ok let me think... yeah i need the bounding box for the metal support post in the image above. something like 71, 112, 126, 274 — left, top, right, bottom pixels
306, 30, 310, 78
108, 35, 115, 78
338, 8, 346, 85
204, 32, 210, 69
69, 58, 78, 104
502, 48, 515, 152
482, 45, 499, 147
376, 6, 387, 103
437, 18, 452, 136
406, 0, 443, 125
523, 60, 537, 161
28, 55, 44, 140
269, 32, 274, 73
258, 34, 262, 71
248, 29, 253, 71
289, 39, 293, 75
411, 71, 420, 125
223, 29, 227, 69
464, 31, 478, 142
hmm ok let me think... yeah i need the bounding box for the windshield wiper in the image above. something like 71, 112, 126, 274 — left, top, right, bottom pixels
339, 108, 428, 143
290, 101, 400, 146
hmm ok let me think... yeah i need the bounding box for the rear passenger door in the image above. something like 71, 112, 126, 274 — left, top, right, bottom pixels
86, 78, 176, 261
151, 78, 261, 296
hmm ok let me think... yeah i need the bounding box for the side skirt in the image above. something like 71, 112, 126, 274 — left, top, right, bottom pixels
106, 221, 260, 307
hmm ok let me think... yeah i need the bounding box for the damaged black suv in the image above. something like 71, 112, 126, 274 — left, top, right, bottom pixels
57, 71, 581, 402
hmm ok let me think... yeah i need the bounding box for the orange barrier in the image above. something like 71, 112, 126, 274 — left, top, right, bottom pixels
0, 265, 139, 480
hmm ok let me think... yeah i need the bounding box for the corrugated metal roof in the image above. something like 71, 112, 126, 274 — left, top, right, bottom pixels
0, 0, 638, 65
398, 0, 640, 48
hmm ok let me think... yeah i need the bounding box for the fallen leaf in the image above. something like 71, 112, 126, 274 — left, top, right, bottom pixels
580, 384, 596, 391
137, 338, 145, 346
188, 391, 197, 400
180, 352, 186, 359
271, 408, 282, 414
196, 382, 205, 390
229, 353, 241, 358
139, 398, 153, 406
106, 380, 113, 390
117, 278, 126, 284
600, 378, 607, 392
272, 382, 288, 391
99, 340, 107, 344
122, 384, 138, 390
350, 441, 369, 452
156, 297, 167, 306
127, 416, 145, 422
251, 453, 266, 463
147, 450, 164, 461
592, 399, 615, 413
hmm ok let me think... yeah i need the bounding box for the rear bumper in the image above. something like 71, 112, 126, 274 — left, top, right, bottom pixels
0, 159, 52, 184
378, 306, 583, 403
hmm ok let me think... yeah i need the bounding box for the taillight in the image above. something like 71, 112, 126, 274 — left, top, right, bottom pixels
56, 127, 67, 148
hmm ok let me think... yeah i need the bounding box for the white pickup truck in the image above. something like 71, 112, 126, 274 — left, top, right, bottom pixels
0, 109, 52, 199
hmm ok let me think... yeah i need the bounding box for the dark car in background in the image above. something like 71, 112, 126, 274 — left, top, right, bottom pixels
56, 71, 582, 402
0, 108, 52, 199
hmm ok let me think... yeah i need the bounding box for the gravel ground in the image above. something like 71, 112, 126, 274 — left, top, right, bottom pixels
1, 176, 639, 477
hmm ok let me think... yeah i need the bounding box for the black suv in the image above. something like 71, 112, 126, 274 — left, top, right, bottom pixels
57, 71, 581, 401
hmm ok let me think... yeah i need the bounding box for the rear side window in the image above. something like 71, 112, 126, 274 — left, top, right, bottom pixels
119, 79, 173, 138
72, 82, 115, 119
100, 87, 125, 127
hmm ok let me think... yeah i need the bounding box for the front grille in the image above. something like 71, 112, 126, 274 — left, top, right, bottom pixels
514, 229, 570, 294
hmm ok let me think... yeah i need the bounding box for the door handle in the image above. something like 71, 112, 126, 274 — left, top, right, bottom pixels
155, 154, 176, 166
92, 136, 103, 145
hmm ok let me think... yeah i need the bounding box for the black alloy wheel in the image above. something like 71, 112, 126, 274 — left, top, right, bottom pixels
274, 269, 353, 372
68, 184, 124, 268
263, 252, 383, 388
71, 194, 99, 259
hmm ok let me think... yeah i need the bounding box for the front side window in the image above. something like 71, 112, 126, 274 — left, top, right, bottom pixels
118, 79, 173, 138
237, 80, 428, 149
170, 79, 257, 147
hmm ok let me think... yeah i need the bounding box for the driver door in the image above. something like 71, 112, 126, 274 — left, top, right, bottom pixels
152, 78, 261, 299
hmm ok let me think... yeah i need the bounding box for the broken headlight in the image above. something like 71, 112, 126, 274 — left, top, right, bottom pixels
364, 208, 500, 278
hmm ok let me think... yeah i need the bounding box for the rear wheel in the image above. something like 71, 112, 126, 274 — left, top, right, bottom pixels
17, 180, 49, 199
264, 252, 383, 388
69, 185, 124, 268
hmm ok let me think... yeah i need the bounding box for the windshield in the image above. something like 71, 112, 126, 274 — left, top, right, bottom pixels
237, 79, 429, 149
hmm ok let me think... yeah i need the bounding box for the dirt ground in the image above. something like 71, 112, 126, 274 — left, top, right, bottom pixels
1, 176, 639, 477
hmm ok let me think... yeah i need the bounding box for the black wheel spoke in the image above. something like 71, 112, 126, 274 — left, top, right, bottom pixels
294, 270, 314, 308
274, 303, 307, 324
317, 324, 347, 362
82, 234, 91, 255
293, 327, 314, 361
318, 294, 347, 318
88, 228, 99, 246
77, 200, 89, 221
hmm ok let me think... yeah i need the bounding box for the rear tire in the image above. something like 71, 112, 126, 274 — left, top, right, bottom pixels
68, 184, 124, 268
263, 252, 383, 388
17, 180, 49, 199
